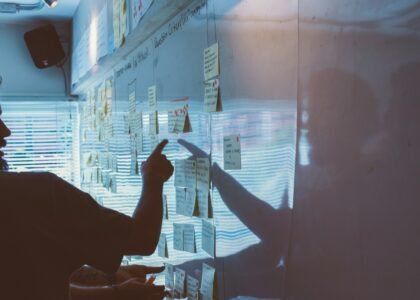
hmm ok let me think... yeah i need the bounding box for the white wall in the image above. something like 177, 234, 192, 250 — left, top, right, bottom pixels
0, 22, 70, 97
287, 1, 420, 299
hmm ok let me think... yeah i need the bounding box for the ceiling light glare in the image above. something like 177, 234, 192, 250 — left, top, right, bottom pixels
43, 0, 58, 8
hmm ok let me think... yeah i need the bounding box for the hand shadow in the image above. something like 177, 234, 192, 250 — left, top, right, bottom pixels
177, 139, 292, 299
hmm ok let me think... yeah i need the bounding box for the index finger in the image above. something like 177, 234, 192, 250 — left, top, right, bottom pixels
178, 139, 208, 158
142, 266, 165, 274
151, 139, 169, 156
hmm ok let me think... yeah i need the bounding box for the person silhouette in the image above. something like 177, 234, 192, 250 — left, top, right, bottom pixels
0, 104, 173, 300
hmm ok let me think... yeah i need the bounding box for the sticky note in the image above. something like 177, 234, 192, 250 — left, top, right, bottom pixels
163, 194, 169, 220
105, 79, 113, 99
149, 111, 159, 135
185, 159, 197, 190
110, 153, 118, 173
158, 233, 168, 258
196, 158, 210, 191
102, 171, 110, 188
148, 85, 157, 110
204, 43, 219, 81
202, 220, 216, 257
128, 81, 136, 114
198, 189, 212, 218
123, 114, 130, 134
113, 0, 121, 48
165, 263, 174, 290
150, 134, 159, 149
176, 188, 186, 216
185, 188, 198, 217
223, 135, 242, 170
110, 175, 117, 193
82, 168, 92, 184
200, 263, 216, 300
174, 160, 186, 187
120, 0, 127, 43
168, 110, 177, 134
168, 104, 192, 134
173, 223, 184, 251
183, 224, 196, 253
175, 268, 186, 298
129, 136, 138, 175
129, 112, 143, 136
204, 78, 222, 112
187, 275, 200, 300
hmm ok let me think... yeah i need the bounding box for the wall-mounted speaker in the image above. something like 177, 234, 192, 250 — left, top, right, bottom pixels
24, 24, 66, 69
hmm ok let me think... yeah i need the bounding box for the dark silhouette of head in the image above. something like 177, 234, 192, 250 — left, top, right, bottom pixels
306, 69, 379, 176
0, 104, 11, 171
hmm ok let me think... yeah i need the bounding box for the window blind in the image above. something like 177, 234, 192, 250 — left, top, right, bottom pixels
0, 100, 80, 186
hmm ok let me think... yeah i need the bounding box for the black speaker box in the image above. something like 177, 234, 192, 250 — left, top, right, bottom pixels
24, 24, 66, 69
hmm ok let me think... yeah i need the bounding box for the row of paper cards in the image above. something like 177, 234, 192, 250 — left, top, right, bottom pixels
165, 263, 216, 300
81, 131, 242, 190
158, 219, 215, 258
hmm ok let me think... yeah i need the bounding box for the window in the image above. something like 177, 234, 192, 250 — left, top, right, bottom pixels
1, 100, 80, 186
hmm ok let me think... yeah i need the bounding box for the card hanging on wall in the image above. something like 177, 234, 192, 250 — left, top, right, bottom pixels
165, 263, 175, 292
113, 0, 127, 48
200, 263, 217, 300
163, 194, 169, 220
202, 220, 216, 257
120, 0, 127, 45
158, 233, 169, 258
113, 0, 121, 48
128, 80, 136, 114
173, 223, 184, 251
198, 189, 213, 219
149, 111, 159, 135
175, 187, 186, 216
168, 104, 192, 134
105, 79, 113, 115
174, 160, 186, 187
102, 171, 110, 189
223, 134, 242, 170
197, 158, 211, 191
109, 153, 118, 173
183, 224, 196, 253
187, 276, 200, 300
110, 175, 117, 193
185, 188, 199, 217
204, 78, 222, 112
131, 0, 153, 30
184, 159, 197, 190
148, 85, 157, 110
129, 135, 139, 175
175, 268, 186, 298
204, 43, 220, 81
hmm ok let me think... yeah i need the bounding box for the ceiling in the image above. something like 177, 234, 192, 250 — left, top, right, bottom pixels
0, 0, 80, 24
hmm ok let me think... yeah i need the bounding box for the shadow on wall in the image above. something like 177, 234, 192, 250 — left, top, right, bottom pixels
177, 140, 292, 300
290, 65, 420, 300
290, 69, 381, 300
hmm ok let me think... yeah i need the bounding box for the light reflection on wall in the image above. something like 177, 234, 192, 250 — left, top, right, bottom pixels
89, 16, 98, 67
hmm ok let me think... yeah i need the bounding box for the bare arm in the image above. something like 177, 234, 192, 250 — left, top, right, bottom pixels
125, 140, 174, 255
